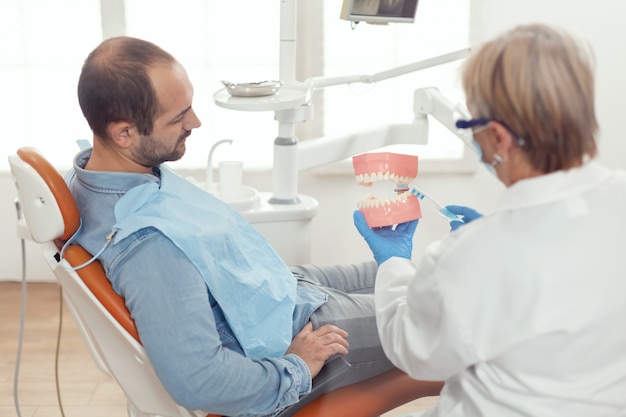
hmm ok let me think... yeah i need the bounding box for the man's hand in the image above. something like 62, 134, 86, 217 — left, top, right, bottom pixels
286, 322, 349, 378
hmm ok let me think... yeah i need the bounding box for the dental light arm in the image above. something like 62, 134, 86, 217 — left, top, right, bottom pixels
296, 87, 474, 171
412, 87, 473, 149
296, 115, 427, 172
303, 49, 470, 90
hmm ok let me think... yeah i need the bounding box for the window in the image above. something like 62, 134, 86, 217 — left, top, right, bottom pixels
124, 0, 282, 171
1, 0, 102, 171
1, 0, 470, 172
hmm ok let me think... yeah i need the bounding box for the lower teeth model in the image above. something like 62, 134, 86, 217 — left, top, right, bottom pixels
352, 152, 422, 228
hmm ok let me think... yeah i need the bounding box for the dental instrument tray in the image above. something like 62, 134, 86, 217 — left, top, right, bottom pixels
221, 80, 283, 97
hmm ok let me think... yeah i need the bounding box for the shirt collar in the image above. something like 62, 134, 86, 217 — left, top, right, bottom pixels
72, 148, 161, 193
498, 161, 612, 212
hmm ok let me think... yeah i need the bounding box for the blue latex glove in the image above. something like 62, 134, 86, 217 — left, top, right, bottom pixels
353, 210, 418, 265
445, 205, 483, 231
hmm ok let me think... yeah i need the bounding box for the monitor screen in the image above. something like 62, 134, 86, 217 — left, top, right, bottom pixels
340, 0, 419, 24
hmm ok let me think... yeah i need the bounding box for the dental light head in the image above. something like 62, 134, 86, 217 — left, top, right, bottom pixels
353, 152, 422, 228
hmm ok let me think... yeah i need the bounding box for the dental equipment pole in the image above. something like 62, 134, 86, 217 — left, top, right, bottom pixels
269, 0, 307, 204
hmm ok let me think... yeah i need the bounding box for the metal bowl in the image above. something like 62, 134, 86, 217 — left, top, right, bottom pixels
221, 80, 283, 97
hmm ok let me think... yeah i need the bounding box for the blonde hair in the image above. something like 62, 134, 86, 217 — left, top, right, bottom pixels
462, 23, 598, 172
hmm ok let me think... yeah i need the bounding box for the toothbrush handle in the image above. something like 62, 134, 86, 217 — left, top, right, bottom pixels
412, 188, 462, 222
438, 207, 462, 221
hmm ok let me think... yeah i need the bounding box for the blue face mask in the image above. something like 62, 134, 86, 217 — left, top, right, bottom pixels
456, 114, 526, 172
473, 140, 497, 176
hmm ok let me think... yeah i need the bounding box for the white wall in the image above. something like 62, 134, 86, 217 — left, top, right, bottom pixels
471, 0, 626, 172
2, 0, 625, 281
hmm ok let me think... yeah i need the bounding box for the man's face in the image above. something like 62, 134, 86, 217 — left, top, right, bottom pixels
131, 62, 201, 167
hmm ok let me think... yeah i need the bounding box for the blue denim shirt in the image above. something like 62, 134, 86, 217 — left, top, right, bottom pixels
67, 149, 327, 417
113, 163, 298, 359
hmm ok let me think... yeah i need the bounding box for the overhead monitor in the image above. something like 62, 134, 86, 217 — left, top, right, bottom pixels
340, 0, 419, 24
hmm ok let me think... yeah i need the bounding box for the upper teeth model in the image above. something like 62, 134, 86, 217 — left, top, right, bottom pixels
352, 152, 422, 227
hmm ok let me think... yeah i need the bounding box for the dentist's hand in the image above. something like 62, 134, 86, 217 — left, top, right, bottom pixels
353, 210, 418, 265
445, 205, 483, 231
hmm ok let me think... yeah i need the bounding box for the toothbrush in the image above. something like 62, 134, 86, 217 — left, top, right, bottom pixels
410, 187, 463, 222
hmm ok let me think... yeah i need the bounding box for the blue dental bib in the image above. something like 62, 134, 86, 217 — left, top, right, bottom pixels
111, 165, 296, 358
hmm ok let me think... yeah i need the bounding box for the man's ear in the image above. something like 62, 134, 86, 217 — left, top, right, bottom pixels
107, 121, 136, 148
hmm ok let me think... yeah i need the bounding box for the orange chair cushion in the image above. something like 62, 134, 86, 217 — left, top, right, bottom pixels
17, 147, 81, 241
62, 244, 141, 342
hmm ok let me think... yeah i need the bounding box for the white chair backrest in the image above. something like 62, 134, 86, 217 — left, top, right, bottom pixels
8, 153, 66, 243
53, 256, 199, 417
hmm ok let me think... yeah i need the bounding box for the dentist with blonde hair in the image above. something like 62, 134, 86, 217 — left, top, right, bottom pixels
355, 23, 626, 417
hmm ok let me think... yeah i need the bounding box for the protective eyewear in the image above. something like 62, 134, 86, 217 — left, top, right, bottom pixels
456, 118, 526, 147
455, 118, 491, 135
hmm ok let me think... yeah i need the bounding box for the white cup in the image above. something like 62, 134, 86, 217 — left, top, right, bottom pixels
219, 160, 244, 201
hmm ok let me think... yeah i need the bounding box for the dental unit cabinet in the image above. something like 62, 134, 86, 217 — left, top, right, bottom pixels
212, 0, 473, 263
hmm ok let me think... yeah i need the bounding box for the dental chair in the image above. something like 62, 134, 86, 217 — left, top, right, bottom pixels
8, 146, 442, 417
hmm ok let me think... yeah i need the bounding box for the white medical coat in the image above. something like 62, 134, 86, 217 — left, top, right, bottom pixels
375, 162, 626, 417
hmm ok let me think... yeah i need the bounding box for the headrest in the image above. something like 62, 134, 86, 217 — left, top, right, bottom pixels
8, 147, 81, 243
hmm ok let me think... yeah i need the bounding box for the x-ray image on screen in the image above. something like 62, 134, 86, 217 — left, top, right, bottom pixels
341, 0, 418, 24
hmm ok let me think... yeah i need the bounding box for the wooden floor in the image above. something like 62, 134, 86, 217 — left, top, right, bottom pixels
0, 282, 438, 417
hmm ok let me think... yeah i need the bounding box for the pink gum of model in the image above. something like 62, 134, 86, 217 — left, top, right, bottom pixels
352, 152, 422, 228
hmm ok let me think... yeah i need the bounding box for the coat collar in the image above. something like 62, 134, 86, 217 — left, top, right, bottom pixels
498, 162, 612, 212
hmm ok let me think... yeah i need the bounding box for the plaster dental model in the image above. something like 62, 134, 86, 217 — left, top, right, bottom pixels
352, 152, 422, 228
